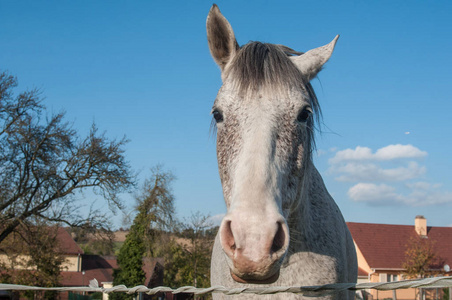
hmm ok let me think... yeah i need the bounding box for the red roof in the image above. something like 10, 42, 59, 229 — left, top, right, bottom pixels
57, 228, 84, 255
60, 256, 165, 288
347, 222, 452, 270
61, 255, 117, 286
358, 267, 368, 277
61, 269, 113, 287
0, 226, 83, 256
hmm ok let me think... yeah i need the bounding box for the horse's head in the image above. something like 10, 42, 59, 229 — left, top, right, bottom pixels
207, 5, 338, 284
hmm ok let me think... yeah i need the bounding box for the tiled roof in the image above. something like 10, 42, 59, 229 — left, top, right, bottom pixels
358, 267, 368, 277
61, 256, 165, 288
0, 226, 83, 256
347, 222, 452, 270
57, 228, 84, 255
61, 255, 117, 286
61, 269, 113, 287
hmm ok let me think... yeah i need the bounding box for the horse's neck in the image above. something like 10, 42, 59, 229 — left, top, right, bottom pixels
287, 162, 332, 251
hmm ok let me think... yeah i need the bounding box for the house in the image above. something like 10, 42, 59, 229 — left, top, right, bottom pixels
60, 255, 118, 288
0, 227, 83, 272
0, 227, 115, 299
0, 227, 164, 300
348, 216, 452, 300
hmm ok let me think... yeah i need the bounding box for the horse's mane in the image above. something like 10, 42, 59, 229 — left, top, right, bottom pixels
226, 41, 321, 153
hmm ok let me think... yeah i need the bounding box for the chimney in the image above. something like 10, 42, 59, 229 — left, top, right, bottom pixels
415, 215, 427, 237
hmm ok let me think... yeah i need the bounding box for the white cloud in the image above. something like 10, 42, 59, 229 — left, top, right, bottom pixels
347, 182, 452, 206
374, 144, 427, 161
329, 144, 427, 164
403, 183, 452, 206
328, 144, 452, 207
329, 146, 373, 163
330, 161, 425, 182
348, 183, 401, 205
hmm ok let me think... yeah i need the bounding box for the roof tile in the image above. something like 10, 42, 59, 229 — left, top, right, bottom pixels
347, 222, 452, 270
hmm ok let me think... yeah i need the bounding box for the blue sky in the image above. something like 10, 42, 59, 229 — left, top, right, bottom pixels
1, 1, 451, 228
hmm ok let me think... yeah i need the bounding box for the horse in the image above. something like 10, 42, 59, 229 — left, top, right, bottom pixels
206, 5, 357, 299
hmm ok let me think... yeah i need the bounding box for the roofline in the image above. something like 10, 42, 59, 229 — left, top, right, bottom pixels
371, 267, 449, 272
371, 268, 405, 271
347, 221, 452, 230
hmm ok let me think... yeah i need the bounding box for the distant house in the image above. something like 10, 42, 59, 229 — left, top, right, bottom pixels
0, 228, 165, 300
60, 254, 117, 288
348, 216, 452, 300
0, 227, 83, 273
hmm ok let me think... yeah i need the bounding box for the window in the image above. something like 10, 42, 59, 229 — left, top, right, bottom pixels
379, 273, 399, 282
387, 274, 398, 282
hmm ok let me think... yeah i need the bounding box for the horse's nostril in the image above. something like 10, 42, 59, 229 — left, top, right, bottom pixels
271, 222, 286, 253
222, 220, 236, 253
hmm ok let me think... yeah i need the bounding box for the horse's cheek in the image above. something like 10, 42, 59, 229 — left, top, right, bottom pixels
216, 122, 241, 208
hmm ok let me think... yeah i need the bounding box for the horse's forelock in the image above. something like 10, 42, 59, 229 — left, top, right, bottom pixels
225, 41, 321, 154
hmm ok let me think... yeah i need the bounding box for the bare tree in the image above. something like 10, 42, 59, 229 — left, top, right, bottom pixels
0, 71, 135, 243
69, 221, 116, 256
179, 211, 214, 288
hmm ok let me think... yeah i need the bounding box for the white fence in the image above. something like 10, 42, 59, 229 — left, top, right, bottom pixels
0, 276, 451, 297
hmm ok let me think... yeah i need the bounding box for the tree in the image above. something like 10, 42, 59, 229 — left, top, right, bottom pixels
111, 224, 146, 300
173, 212, 214, 289
133, 166, 176, 257
403, 235, 440, 279
69, 224, 116, 256
112, 167, 176, 300
160, 237, 186, 287
0, 71, 134, 243
402, 235, 443, 300
0, 219, 65, 300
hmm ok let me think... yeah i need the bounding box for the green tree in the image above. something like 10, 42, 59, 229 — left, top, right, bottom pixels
134, 167, 176, 258
160, 237, 186, 287
111, 223, 146, 300
0, 71, 134, 244
112, 167, 175, 300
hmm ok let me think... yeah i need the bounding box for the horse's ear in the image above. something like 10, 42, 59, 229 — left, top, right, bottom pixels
206, 4, 239, 72
290, 35, 339, 81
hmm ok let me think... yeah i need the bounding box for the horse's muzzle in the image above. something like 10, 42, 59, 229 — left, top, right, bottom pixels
219, 215, 289, 283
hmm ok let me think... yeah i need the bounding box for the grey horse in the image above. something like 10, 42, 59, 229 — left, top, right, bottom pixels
207, 4, 357, 300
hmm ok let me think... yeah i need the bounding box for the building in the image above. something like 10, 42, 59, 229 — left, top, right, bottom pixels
0, 227, 83, 273
0, 227, 164, 300
348, 216, 452, 300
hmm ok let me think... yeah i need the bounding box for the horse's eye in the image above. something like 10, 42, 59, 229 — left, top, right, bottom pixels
213, 110, 224, 123
297, 108, 311, 123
